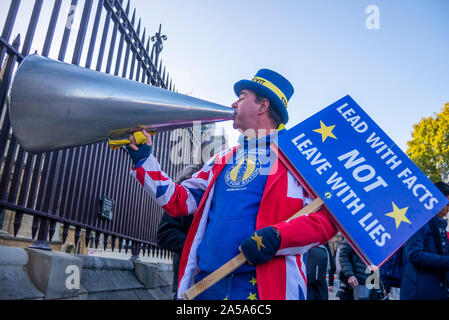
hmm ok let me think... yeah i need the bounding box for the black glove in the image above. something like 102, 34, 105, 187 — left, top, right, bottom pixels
240, 226, 281, 265
125, 143, 152, 167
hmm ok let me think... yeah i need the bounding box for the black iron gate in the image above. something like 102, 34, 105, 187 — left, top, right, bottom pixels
0, 0, 189, 261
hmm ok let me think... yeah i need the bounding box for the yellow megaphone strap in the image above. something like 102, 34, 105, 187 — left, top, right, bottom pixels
108, 131, 155, 150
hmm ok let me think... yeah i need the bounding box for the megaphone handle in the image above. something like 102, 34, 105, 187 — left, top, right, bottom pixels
181, 197, 324, 300
108, 130, 157, 150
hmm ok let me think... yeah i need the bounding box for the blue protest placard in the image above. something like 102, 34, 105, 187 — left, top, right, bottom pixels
276, 95, 449, 267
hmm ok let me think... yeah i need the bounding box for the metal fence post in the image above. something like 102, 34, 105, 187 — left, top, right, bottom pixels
0, 0, 185, 260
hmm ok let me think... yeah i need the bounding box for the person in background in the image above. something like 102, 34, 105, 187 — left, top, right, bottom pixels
156, 140, 225, 299
156, 164, 198, 299
306, 242, 335, 300
335, 239, 354, 300
379, 247, 403, 300
327, 244, 337, 294
339, 238, 385, 300
400, 181, 449, 300
329, 240, 343, 296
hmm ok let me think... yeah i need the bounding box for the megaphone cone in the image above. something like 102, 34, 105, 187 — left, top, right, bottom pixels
8, 55, 234, 153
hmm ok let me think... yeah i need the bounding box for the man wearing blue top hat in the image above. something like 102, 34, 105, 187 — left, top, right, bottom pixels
126, 69, 337, 300
232, 69, 292, 133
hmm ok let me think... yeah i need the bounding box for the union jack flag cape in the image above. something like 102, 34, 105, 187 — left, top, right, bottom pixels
131, 145, 337, 300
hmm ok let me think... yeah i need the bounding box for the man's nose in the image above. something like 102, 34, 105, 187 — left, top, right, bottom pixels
231, 100, 238, 109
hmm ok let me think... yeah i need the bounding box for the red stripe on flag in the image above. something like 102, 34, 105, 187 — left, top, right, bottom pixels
136, 166, 146, 187
196, 170, 210, 181
296, 255, 307, 289
162, 185, 189, 217
147, 171, 170, 181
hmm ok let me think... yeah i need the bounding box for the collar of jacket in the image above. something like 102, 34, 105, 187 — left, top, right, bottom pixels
194, 124, 288, 218
237, 124, 286, 147
436, 216, 448, 228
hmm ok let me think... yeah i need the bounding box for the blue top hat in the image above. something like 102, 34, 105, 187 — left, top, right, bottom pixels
234, 69, 294, 124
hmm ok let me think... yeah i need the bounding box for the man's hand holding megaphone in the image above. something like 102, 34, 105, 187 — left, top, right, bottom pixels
124, 130, 153, 168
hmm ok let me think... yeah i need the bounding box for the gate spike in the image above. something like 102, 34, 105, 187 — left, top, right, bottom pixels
136, 19, 141, 37
74, 226, 81, 247
94, 231, 100, 249
118, 237, 123, 252
124, 240, 130, 254
111, 235, 116, 251
13, 211, 24, 237
48, 220, 57, 242
31, 216, 40, 239
130, 8, 136, 27
103, 233, 109, 250
85, 229, 91, 247
125, 0, 130, 16
62, 223, 70, 243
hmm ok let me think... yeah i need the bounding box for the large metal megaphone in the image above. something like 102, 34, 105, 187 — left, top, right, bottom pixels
7, 54, 234, 154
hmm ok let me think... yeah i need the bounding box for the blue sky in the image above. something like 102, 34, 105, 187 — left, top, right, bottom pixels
1, 0, 448, 151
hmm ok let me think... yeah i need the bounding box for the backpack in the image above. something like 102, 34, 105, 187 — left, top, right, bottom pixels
306, 245, 329, 284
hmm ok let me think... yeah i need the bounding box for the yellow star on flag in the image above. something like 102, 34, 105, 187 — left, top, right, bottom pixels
249, 277, 257, 286
247, 292, 258, 300
251, 232, 265, 251
385, 202, 411, 229
313, 120, 337, 143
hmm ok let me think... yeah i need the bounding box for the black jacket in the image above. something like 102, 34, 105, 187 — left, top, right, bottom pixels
400, 216, 449, 300
326, 243, 336, 286
338, 239, 385, 300
157, 212, 194, 291
156, 164, 201, 294
339, 240, 372, 284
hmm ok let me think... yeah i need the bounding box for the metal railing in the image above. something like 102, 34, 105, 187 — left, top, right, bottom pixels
0, 0, 190, 260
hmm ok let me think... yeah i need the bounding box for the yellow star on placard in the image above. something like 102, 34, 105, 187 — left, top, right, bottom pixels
249, 277, 257, 286
313, 120, 337, 143
223, 296, 228, 300
251, 232, 265, 251
247, 292, 258, 300
385, 202, 411, 229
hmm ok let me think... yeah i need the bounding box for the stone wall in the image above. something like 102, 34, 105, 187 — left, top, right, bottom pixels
0, 246, 174, 300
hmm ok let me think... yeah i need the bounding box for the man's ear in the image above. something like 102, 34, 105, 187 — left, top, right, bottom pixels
258, 98, 270, 114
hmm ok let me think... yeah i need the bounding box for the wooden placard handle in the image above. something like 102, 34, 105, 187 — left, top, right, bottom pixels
181, 197, 324, 300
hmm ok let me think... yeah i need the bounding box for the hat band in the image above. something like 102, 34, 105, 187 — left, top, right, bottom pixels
252, 76, 288, 108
